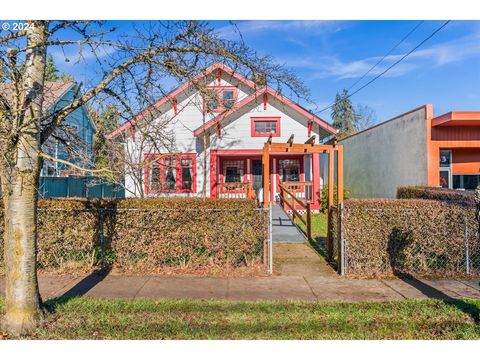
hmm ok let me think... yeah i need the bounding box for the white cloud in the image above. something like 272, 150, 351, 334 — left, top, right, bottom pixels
284, 30, 480, 81
217, 20, 342, 39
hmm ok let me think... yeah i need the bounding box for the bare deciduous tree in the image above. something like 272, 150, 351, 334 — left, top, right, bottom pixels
0, 20, 307, 334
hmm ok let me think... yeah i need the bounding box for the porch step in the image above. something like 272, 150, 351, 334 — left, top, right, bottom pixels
271, 204, 306, 243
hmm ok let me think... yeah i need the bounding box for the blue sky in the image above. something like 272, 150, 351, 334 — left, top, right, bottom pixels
51, 20, 480, 124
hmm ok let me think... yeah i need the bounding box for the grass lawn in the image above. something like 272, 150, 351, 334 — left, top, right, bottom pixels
295, 212, 328, 254
295, 212, 328, 238
1, 297, 479, 339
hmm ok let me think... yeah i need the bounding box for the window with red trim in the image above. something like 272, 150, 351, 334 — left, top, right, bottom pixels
145, 153, 196, 194
251, 117, 281, 137
222, 160, 244, 183
204, 86, 238, 113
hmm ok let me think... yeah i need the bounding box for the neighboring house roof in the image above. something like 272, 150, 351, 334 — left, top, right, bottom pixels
0, 80, 97, 132
106, 62, 336, 139
193, 86, 337, 136
0, 80, 75, 110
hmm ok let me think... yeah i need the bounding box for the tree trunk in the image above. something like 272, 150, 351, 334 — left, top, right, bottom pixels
2, 20, 47, 335
2, 167, 43, 334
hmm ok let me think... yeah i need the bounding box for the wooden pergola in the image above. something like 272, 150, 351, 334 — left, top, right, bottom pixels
262, 135, 344, 208
262, 135, 344, 260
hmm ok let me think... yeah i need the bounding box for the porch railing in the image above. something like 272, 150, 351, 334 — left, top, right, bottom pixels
280, 181, 313, 202
279, 183, 312, 243
217, 181, 255, 199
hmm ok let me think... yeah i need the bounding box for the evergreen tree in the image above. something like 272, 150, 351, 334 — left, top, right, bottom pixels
331, 89, 359, 139
59, 72, 74, 82
45, 55, 59, 81
92, 104, 121, 169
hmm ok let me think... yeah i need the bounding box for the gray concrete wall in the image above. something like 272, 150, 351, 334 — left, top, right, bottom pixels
339, 106, 429, 198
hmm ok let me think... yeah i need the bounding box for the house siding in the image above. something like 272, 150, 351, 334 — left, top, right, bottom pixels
41, 86, 95, 176
123, 71, 332, 198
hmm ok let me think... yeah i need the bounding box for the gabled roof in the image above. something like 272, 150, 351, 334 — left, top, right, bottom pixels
193, 86, 337, 136
107, 62, 258, 139
0, 81, 75, 110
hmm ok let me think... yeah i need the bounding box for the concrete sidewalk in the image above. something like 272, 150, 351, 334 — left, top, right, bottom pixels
1, 273, 479, 302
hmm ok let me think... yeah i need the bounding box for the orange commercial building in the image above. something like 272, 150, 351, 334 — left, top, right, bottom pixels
340, 105, 480, 198
428, 109, 480, 190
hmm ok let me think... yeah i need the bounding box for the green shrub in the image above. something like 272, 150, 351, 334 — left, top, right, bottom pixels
397, 186, 476, 206
341, 198, 479, 277
320, 186, 350, 213
0, 197, 266, 273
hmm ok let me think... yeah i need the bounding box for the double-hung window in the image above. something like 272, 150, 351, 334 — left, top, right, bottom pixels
204, 86, 238, 113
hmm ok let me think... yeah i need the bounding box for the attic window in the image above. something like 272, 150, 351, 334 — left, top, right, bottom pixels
204, 86, 238, 113
251, 117, 281, 137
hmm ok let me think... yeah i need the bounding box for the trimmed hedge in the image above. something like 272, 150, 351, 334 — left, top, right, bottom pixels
0, 198, 266, 273
342, 198, 479, 278
397, 186, 476, 206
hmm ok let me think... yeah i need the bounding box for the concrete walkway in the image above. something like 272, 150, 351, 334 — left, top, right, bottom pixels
271, 204, 306, 243
1, 244, 479, 302
0, 273, 478, 302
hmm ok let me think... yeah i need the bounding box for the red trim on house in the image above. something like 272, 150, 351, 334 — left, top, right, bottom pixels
194, 87, 337, 137
212, 149, 263, 155
172, 98, 177, 114
251, 116, 281, 137
203, 86, 239, 113
144, 153, 197, 195
129, 125, 135, 142
217, 123, 222, 138
218, 157, 249, 193
210, 150, 218, 198
308, 120, 313, 137
263, 93, 268, 110
107, 63, 258, 139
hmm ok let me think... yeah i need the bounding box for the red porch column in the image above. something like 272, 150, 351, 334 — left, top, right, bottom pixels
312, 153, 320, 208
210, 150, 218, 198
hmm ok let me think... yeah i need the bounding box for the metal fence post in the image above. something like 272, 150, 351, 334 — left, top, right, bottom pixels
100, 209, 105, 265
465, 217, 470, 275
338, 202, 345, 276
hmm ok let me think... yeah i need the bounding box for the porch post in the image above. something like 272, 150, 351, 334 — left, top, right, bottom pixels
312, 153, 320, 207
328, 149, 334, 208
327, 149, 335, 260
210, 150, 218, 198
263, 144, 270, 208
337, 145, 344, 204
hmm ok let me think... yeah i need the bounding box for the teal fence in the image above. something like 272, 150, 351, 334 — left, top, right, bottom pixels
39, 176, 125, 198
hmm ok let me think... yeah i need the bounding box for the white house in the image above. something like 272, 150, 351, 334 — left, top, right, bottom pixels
107, 63, 337, 210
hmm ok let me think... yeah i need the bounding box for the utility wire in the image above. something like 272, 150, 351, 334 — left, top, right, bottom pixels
346, 20, 424, 93
315, 20, 451, 116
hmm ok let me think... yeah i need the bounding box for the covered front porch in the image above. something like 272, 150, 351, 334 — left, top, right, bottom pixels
209, 149, 320, 210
